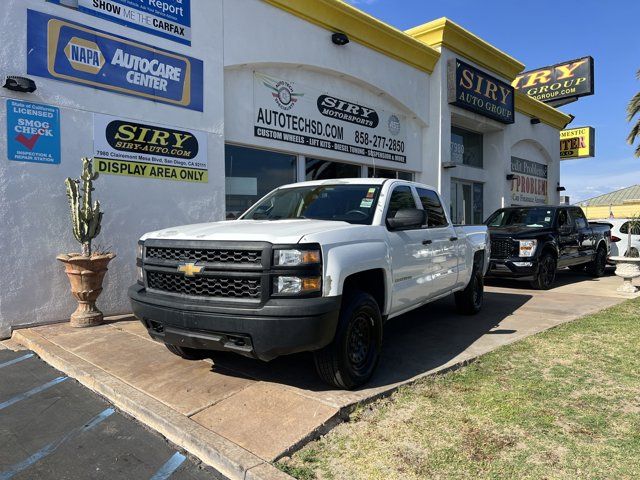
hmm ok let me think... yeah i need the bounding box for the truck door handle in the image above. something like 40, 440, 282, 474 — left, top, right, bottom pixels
422, 239, 432, 245
449, 237, 458, 242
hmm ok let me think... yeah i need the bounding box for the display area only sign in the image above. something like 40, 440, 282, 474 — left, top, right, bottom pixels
560, 126, 595, 160
253, 72, 408, 163
93, 114, 208, 182
27, 10, 203, 111
48, 0, 191, 45
6, 99, 61, 165
510, 157, 548, 205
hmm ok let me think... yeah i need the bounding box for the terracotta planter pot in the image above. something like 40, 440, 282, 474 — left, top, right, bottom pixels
57, 253, 116, 328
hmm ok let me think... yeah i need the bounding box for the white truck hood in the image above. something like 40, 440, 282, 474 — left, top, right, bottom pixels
141, 219, 355, 244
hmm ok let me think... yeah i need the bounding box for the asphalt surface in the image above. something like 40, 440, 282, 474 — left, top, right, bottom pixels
0, 349, 225, 480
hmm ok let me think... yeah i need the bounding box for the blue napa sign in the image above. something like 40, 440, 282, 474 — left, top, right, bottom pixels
48, 0, 191, 45
6, 100, 61, 165
27, 10, 203, 111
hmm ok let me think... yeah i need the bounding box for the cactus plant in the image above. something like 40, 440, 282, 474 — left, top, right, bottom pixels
64, 157, 103, 257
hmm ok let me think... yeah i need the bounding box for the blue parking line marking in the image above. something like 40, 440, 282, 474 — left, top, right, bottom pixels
0, 353, 34, 369
150, 452, 187, 480
0, 407, 115, 480
0, 376, 68, 411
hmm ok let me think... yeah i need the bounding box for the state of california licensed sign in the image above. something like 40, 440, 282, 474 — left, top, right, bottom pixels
253, 73, 408, 163
48, 0, 192, 45
93, 114, 208, 182
27, 10, 203, 111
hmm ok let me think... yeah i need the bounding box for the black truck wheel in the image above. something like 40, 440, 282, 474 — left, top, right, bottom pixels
586, 245, 607, 277
530, 252, 557, 290
314, 291, 382, 389
165, 344, 208, 360
454, 265, 484, 315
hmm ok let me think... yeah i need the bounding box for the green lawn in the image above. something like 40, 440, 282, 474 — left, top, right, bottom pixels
279, 298, 640, 480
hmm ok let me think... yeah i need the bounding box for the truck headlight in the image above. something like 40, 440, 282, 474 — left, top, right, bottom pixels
273, 276, 321, 295
137, 242, 144, 260
518, 240, 537, 257
274, 248, 321, 266
137, 266, 144, 284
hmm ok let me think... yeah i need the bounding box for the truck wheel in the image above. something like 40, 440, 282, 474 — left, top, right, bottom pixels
530, 252, 557, 290
165, 344, 207, 360
454, 266, 483, 315
313, 291, 382, 389
586, 245, 607, 277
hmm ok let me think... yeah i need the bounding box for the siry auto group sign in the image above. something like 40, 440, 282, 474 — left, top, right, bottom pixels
448, 59, 514, 124
513, 57, 594, 107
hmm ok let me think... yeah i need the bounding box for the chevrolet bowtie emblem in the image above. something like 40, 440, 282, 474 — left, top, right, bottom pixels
177, 262, 204, 277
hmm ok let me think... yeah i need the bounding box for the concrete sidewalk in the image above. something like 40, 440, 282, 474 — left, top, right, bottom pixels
10, 270, 637, 479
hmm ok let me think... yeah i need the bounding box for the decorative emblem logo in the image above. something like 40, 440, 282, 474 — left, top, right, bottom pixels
261, 76, 304, 110
64, 37, 105, 74
388, 114, 401, 136
177, 262, 204, 277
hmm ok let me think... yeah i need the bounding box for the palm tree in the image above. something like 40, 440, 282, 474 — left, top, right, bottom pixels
627, 69, 640, 157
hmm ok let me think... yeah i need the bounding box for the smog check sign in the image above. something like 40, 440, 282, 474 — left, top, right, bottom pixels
6, 100, 61, 165
26, 9, 203, 111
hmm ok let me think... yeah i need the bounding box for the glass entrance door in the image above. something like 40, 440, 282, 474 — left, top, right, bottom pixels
451, 180, 483, 224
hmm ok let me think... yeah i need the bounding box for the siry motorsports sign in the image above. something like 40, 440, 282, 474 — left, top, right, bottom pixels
254, 72, 408, 163
48, 0, 191, 45
27, 10, 203, 111
93, 114, 208, 182
560, 126, 595, 160
513, 57, 594, 107
448, 59, 514, 124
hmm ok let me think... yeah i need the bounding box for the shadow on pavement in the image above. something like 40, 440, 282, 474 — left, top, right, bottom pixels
485, 267, 615, 291
204, 289, 533, 394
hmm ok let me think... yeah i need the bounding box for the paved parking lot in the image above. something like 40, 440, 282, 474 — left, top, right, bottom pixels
0, 348, 223, 480
8, 270, 638, 479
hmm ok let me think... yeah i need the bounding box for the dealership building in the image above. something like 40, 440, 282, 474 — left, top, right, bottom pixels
0, 0, 570, 337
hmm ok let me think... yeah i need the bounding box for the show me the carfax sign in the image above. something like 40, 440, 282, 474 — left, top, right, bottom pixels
27, 10, 203, 110
93, 114, 208, 182
48, 0, 191, 45
253, 72, 408, 163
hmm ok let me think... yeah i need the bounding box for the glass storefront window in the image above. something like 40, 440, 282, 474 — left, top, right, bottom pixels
451, 126, 483, 168
451, 180, 483, 224
305, 158, 361, 180
368, 167, 414, 181
225, 144, 297, 219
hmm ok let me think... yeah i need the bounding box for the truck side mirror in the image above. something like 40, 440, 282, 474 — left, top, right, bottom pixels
387, 208, 426, 230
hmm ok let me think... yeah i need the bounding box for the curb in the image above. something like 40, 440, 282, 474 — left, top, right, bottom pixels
12, 329, 294, 480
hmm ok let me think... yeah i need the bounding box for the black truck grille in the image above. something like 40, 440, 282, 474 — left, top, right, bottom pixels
147, 271, 261, 299
491, 238, 516, 259
146, 246, 261, 265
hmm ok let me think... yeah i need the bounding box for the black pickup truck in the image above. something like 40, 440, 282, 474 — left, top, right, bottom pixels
485, 205, 611, 289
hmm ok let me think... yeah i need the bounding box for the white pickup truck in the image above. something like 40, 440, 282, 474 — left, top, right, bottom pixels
129, 179, 489, 388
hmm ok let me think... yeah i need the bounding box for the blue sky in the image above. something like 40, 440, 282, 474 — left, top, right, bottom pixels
346, 0, 640, 202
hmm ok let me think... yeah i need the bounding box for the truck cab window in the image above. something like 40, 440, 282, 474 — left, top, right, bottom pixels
416, 187, 448, 227
386, 186, 416, 220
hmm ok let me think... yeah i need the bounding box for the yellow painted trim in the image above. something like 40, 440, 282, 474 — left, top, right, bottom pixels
406, 18, 524, 81
515, 91, 572, 130
263, 0, 440, 73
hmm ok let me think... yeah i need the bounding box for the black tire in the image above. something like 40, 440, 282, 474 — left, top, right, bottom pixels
530, 252, 557, 290
314, 291, 382, 389
165, 344, 208, 360
454, 264, 484, 315
568, 264, 585, 272
586, 245, 607, 277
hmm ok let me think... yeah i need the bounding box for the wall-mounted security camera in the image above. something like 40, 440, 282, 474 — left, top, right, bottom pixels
3, 76, 37, 93
332, 32, 350, 46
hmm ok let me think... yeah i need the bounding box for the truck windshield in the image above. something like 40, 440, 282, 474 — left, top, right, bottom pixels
486, 207, 554, 228
241, 184, 381, 224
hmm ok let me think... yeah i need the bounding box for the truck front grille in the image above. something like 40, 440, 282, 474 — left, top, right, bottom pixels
491, 238, 516, 259
146, 246, 262, 265
147, 271, 261, 299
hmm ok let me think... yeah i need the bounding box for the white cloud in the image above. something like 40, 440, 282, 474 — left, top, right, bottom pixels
560, 157, 640, 203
